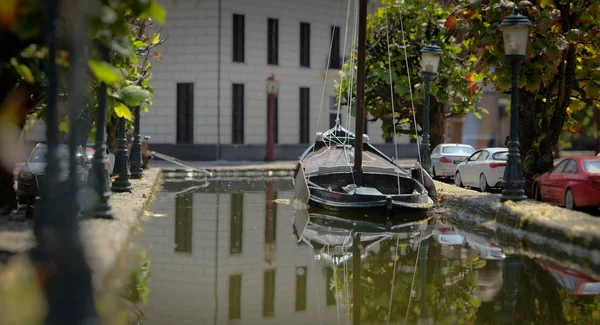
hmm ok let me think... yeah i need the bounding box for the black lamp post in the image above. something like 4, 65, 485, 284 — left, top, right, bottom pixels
418, 239, 433, 325
129, 106, 144, 178
111, 116, 133, 192
420, 41, 443, 175
88, 45, 113, 218
499, 9, 531, 202
502, 255, 522, 325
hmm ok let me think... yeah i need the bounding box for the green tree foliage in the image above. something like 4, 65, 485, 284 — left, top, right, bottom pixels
335, 0, 482, 146
447, 0, 600, 191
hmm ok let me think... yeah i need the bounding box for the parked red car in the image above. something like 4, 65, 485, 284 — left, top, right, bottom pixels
533, 156, 600, 210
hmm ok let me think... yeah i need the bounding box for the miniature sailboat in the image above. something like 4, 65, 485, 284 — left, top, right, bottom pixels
293, 0, 435, 212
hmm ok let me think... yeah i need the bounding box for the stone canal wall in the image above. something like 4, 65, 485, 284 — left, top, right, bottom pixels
435, 180, 600, 274
0, 168, 163, 292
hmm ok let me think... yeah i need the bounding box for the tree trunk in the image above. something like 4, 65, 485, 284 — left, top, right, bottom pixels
595, 108, 600, 155
106, 116, 118, 153
518, 92, 563, 198
519, 46, 576, 197
430, 102, 444, 149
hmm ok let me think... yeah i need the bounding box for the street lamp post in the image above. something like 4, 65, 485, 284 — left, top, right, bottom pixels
88, 44, 113, 218
500, 9, 531, 202
420, 41, 443, 175
111, 116, 133, 192
129, 106, 144, 178
265, 74, 279, 162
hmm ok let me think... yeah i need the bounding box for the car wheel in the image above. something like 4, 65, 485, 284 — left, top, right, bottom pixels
455, 172, 464, 188
534, 183, 542, 201
432, 167, 437, 179
564, 189, 575, 210
479, 174, 491, 192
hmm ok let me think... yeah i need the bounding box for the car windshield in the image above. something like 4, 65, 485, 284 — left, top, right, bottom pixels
492, 151, 508, 161
28, 145, 83, 163
442, 146, 474, 155
583, 160, 600, 174
29, 146, 48, 162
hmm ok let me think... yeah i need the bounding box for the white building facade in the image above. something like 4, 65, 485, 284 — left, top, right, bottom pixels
19, 0, 419, 160
143, 0, 416, 160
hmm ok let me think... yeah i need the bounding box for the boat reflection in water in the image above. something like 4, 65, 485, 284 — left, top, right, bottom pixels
293, 207, 435, 325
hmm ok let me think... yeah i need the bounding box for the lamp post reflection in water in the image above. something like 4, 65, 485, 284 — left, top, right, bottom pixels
264, 181, 276, 264
502, 255, 522, 325
418, 239, 433, 325
352, 232, 361, 325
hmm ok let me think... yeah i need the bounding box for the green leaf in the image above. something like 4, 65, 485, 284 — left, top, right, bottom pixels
117, 85, 152, 106
583, 80, 600, 99
114, 103, 133, 121
10, 58, 35, 84
468, 298, 482, 307
539, 0, 551, 9
88, 60, 123, 84
145, 1, 166, 24
133, 40, 147, 48
59, 119, 70, 133
473, 111, 482, 119
151, 34, 160, 45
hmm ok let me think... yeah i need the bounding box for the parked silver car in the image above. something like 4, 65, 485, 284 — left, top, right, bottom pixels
430, 143, 475, 179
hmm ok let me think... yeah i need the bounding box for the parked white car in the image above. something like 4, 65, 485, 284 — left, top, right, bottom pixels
430, 143, 476, 178
454, 147, 508, 192
459, 231, 505, 260
85, 144, 115, 175
432, 223, 465, 245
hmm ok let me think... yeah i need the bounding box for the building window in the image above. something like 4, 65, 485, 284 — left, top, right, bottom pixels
267, 97, 278, 144
326, 267, 336, 305
232, 84, 244, 144
174, 193, 193, 253
329, 113, 337, 128
176, 83, 194, 144
300, 22, 310, 67
230, 193, 243, 254
295, 267, 307, 311
329, 96, 338, 128
233, 14, 245, 62
299, 87, 310, 143
229, 274, 242, 320
263, 269, 276, 317
329, 26, 341, 69
267, 18, 279, 65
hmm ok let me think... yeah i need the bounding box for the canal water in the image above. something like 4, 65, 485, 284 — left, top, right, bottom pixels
132, 178, 600, 324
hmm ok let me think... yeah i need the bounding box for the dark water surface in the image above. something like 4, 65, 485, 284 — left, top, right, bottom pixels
133, 178, 600, 324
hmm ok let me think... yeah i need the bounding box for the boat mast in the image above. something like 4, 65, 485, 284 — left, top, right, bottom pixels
353, 0, 367, 186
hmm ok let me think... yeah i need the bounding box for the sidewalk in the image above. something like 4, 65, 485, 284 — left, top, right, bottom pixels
0, 169, 162, 291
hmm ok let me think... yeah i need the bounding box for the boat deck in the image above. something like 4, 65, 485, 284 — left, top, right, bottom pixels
302, 145, 405, 175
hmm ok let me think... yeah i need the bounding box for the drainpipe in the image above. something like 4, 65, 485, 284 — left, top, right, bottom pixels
216, 0, 222, 160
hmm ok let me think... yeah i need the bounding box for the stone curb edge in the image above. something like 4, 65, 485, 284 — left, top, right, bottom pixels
97, 169, 163, 294
434, 181, 600, 251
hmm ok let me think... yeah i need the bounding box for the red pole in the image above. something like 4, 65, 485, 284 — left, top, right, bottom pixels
266, 75, 276, 161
